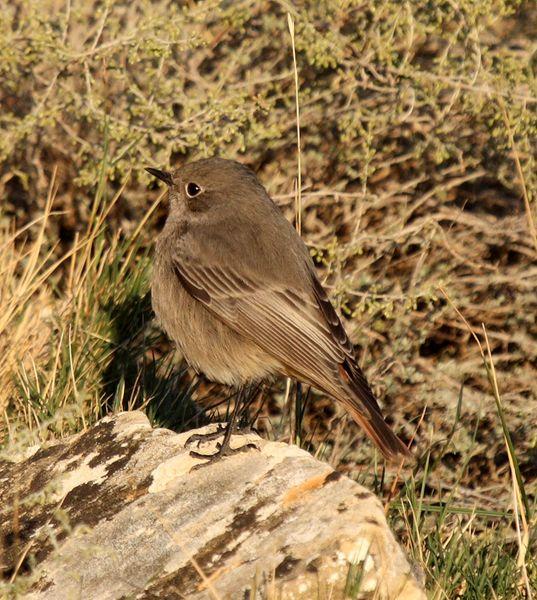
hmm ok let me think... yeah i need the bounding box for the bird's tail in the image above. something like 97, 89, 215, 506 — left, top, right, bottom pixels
337, 362, 412, 462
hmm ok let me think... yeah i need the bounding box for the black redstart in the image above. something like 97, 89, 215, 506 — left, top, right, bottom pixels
147, 158, 410, 463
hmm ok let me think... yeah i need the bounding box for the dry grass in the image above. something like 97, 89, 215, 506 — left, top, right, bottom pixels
1, 0, 536, 597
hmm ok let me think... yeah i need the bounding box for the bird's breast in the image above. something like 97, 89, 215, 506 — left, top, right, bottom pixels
151, 253, 280, 386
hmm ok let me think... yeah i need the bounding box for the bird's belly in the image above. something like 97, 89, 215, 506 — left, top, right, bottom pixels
151, 261, 279, 386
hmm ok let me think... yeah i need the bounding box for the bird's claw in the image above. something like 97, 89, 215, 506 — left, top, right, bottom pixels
189, 441, 259, 470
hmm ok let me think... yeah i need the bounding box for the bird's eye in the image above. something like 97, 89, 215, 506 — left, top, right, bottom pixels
186, 182, 202, 198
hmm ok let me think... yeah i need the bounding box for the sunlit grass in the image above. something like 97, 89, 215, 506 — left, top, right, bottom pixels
1, 0, 536, 596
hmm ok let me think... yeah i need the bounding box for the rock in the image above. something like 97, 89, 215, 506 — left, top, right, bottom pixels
0, 412, 425, 599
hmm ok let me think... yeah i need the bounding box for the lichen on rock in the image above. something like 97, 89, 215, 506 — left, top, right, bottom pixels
0, 412, 425, 599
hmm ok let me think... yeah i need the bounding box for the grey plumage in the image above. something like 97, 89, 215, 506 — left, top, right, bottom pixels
148, 157, 410, 461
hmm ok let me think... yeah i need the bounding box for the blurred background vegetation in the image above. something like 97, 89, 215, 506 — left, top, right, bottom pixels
1, 0, 536, 597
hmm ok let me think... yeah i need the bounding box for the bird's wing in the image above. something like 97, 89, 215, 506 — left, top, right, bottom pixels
173, 258, 343, 391
172, 256, 410, 460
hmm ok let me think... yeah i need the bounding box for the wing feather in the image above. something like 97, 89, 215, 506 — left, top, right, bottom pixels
177, 260, 345, 388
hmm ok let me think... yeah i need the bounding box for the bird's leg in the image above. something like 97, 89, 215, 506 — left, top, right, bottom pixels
185, 389, 253, 447
294, 381, 303, 442
189, 385, 259, 467
218, 386, 243, 450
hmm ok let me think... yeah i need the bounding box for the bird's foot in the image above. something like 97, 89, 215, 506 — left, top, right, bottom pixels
185, 424, 227, 447
189, 439, 259, 470
185, 423, 255, 447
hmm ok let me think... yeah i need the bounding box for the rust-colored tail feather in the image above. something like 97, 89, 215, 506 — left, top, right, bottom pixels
338, 362, 411, 462
340, 397, 412, 462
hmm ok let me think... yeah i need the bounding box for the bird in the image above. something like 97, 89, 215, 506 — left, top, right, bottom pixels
146, 157, 410, 464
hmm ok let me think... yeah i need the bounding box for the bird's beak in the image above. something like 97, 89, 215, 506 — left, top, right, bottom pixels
145, 167, 173, 186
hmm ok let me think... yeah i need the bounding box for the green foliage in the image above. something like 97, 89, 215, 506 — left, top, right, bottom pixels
1, 0, 534, 191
